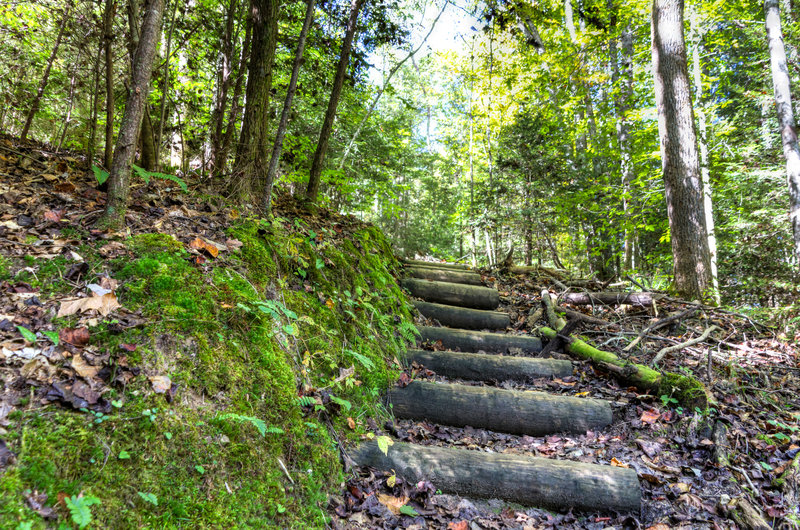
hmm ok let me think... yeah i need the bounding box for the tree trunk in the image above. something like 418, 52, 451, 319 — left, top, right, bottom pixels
263, 0, 316, 210
126, 0, 158, 172
56, 70, 77, 152
232, 0, 280, 199
305, 0, 365, 203
413, 301, 510, 330
401, 279, 499, 310
351, 441, 641, 513
404, 349, 572, 382
389, 381, 612, 436
689, 7, 720, 303
103, 0, 116, 168
765, 0, 800, 261
155, 0, 177, 171
219, 16, 252, 177
20, 3, 72, 142
87, 40, 103, 166
210, 0, 238, 176
98, 0, 165, 228
405, 266, 483, 286
651, 0, 712, 299
419, 326, 542, 354
615, 18, 636, 271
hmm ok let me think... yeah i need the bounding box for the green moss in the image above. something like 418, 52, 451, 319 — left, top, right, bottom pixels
0, 255, 10, 281
658, 372, 708, 408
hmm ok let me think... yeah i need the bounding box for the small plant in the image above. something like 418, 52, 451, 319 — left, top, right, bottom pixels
65, 494, 101, 529
218, 413, 284, 437
142, 408, 158, 422
137, 491, 158, 505
660, 394, 678, 408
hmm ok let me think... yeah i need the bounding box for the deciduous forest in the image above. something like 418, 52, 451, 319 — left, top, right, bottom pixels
0, 0, 799, 527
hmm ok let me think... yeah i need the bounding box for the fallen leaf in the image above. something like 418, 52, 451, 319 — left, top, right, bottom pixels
150, 375, 172, 394
448, 522, 469, 530
377, 493, 409, 515
325, 299, 335, 310
646, 525, 670, 530
610, 457, 630, 468
347, 417, 356, 429
58, 293, 120, 317
641, 409, 661, 424
72, 380, 100, 404
44, 209, 63, 223
59, 327, 90, 347
225, 238, 243, 251
98, 241, 126, 258
71, 354, 99, 379
188, 237, 219, 258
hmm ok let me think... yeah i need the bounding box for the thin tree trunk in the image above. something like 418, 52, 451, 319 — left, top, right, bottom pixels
263, 0, 316, 210
126, 0, 157, 171
218, 18, 252, 177
765, 0, 800, 261
56, 70, 77, 152
103, 0, 116, 168
232, 0, 280, 199
339, 0, 448, 167
98, 0, 165, 228
211, 0, 238, 176
305, 0, 366, 203
690, 7, 720, 303
156, 0, 178, 170
651, 0, 712, 299
87, 39, 104, 165
20, 3, 72, 142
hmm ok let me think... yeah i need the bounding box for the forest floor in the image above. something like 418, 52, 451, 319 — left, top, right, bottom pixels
1, 135, 799, 529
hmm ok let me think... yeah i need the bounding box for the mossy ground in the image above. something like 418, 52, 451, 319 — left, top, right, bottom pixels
0, 216, 416, 528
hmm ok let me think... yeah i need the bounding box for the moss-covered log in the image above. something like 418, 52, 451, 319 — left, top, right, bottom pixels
401, 278, 499, 310
420, 326, 542, 353
405, 266, 484, 286
389, 381, 612, 435
404, 349, 572, 382
402, 259, 471, 271
539, 326, 708, 407
414, 301, 509, 330
351, 441, 641, 513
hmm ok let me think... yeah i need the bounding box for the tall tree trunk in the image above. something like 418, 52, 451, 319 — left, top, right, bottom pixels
211, 0, 239, 176
305, 0, 366, 203
126, 0, 157, 171
98, 0, 165, 228
263, 0, 316, 210
690, 6, 720, 303
651, 0, 712, 299
232, 0, 280, 199
103, 0, 116, 168
56, 69, 77, 152
87, 40, 103, 166
20, 3, 72, 142
765, 0, 800, 261
156, 0, 178, 170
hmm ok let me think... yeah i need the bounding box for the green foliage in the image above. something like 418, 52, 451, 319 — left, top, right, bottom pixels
131, 164, 188, 192
217, 413, 284, 437
65, 495, 101, 529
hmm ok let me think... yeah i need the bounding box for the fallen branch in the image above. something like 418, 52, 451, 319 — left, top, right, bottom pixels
623, 306, 699, 352
541, 290, 566, 330
559, 291, 664, 307
651, 325, 718, 367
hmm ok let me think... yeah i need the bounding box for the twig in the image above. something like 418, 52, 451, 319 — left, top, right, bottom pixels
652, 325, 718, 367
623, 306, 699, 352
277, 457, 295, 484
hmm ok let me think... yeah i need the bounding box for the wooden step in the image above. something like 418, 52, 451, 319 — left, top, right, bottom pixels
389, 381, 612, 436
401, 278, 499, 310
404, 349, 572, 382
402, 259, 471, 271
405, 266, 484, 286
419, 326, 542, 353
351, 441, 641, 513
414, 301, 509, 330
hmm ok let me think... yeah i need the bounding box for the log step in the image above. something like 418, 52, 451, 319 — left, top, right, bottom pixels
405, 349, 572, 382
389, 381, 612, 435
420, 326, 542, 353
405, 266, 484, 286
401, 278, 499, 310
414, 301, 509, 330
402, 259, 471, 271
351, 441, 641, 513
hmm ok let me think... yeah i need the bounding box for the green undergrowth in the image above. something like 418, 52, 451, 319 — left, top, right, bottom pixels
0, 216, 417, 528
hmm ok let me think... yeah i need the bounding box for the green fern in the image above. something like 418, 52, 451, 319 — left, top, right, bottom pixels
218, 413, 283, 437
399, 321, 420, 342
297, 396, 316, 408
132, 164, 188, 192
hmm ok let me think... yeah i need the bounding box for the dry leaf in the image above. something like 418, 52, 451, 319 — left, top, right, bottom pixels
448, 522, 469, 530
640, 409, 661, 424
59, 327, 90, 347
57, 293, 120, 317
149, 375, 172, 393
71, 354, 99, 379
376, 494, 409, 515
225, 238, 243, 251
98, 241, 126, 258
610, 457, 629, 468
347, 417, 356, 429
188, 237, 219, 258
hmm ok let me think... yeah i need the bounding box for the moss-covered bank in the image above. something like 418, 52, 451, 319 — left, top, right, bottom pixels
0, 215, 417, 528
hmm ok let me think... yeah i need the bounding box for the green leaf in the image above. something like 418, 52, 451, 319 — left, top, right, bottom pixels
315, 257, 325, 269
42, 330, 59, 346
164, 432, 173, 440
118, 451, 130, 459
329, 395, 352, 411
376, 435, 394, 456
348, 350, 375, 370
65, 495, 101, 529
399, 505, 419, 516
137, 491, 158, 505
111, 400, 123, 408
91, 165, 109, 185
219, 413, 276, 437
195, 465, 205, 474
16, 325, 36, 343
282, 323, 297, 336
15, 522, 33, 530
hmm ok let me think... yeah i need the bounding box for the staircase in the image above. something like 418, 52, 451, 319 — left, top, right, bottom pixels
351, 259, 642, 514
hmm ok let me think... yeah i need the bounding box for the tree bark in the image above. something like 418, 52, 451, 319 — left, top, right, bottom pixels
126, 0, 158, 172
103, 0, 116, 168
219, 16, 253, 177
87, 39, 104, 165
20, 3, 72, 142
401, 259, 471, 271
765, 0, 800, 261
232, 0, 280, 200
559, 291, 664, 307
263, 0, 316, 210
388, 381, 612, 435
413, 301, 510, 330
651, 0, 712, 299
98, 0, 165, 228
405, 266, 483, 286
401, 279, 499, 310
351, 441, 641, 513
210, 0, 239, 176
405, 349, 572, 382
155, 0, 178, 171
305, 0, 366, 203
419, 326, 542, 354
